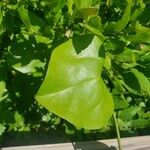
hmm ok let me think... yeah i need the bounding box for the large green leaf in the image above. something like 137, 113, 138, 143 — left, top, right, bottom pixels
36, 36, 114, 129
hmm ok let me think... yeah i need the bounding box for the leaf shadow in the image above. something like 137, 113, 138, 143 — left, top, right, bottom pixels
72, 141, 117, 150
7, 34, 51, 67
72, 34, 94, 54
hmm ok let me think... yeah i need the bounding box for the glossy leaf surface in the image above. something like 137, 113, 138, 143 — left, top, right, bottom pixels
36, 36, 114, 129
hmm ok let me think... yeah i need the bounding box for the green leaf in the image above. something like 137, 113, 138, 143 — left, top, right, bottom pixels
139, 44, 150, 52
126, 22, 150, 43
141, 52, 150, 62
132, 119, 150, 129
35, 35, 52, 44
115, 47, 135, 63
127, 32, 150, 43
0, 6, 5, 36
17, 7, 47, 34
0, 81, 6, 101
73, 0, 99, 18
64, 123, 75, 134
12, 59, 45, 75
130, 0, 145, 21
7, 33, 49, 76
74, 0, 92, 9
119, 106, 141, 122
122, 71, 141, 95
36, 36, 114, 130
14, 111, 24, 126
88, 15, 102, 31
0, 67, 6, 101
103, 37, 126, 54
131, 68, 150, 96
114, 0, 132, 33
113, 96, 129, 110
0, 7, 3, 34
77, 7, 99, 18
135, 21, 150, 33
81, 23, 105, 40
42, 0, 66, 12
0, 7, 2, 24
0, 124, 6, 136
104, 54, 111, 70
117, 118, 132, 130
67, 0, 74, 15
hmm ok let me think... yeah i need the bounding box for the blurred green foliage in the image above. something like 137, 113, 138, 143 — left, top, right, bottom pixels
0, 0, 150, 144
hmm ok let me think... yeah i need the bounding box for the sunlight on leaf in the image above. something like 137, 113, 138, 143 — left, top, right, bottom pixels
0, 81, 6, 101
17, 7, 47, 34
13, 59, 45, 75
131, 68, 150, 96
114, 0, 132, 33
0, 124, 6, 136
36, 36, 114, 129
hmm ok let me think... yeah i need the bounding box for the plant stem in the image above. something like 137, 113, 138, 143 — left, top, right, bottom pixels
113, 112, 123, 150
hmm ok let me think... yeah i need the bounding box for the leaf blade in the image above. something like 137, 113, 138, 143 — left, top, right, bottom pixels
36, 36, 114, 129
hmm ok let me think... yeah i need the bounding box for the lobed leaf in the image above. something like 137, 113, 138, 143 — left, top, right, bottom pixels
36, 36, 114, 129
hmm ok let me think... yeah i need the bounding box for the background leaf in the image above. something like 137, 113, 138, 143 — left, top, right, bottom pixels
131, 68, 150, 96
0, 124, 6, 136
74, 0, 92, 9
0, 81, 5, 101
119, 106, 141, 122
114, 0, 132, 33
132, 119, 150, 129
17, 7, 47, 34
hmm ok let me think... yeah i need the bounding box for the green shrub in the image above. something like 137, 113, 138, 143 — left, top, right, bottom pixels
0, 0, 150, 142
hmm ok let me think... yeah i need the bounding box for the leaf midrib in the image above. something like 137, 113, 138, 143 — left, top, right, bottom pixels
36, 77, 101, 98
